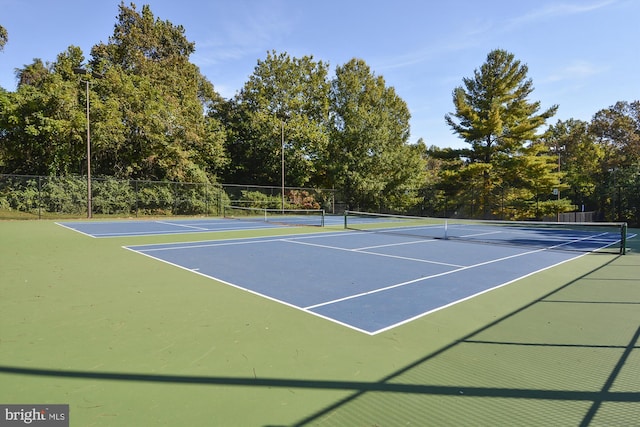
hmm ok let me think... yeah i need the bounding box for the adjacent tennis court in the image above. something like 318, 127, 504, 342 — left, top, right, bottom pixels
57, 207, 333, 237
57, 217, 286, 237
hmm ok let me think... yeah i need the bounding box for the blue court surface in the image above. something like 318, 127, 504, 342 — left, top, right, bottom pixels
124, 230, 591, 335
57, 216, 343, 237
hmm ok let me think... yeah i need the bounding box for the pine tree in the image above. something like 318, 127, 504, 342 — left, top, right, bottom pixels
444, 49, 560, 218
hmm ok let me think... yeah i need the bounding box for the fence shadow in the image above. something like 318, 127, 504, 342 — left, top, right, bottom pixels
1, 253, 639, 426
291, 254, 640, 426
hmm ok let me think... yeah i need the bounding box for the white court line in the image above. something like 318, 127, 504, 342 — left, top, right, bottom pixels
123, 245, 377, 335
459, 230, 503, 238
122, 225, 633, 334
89, 223, 285, 237
137, 237, 287, 251
124, 241, 587, 336
370, 254, 584, 335
154, 220, 209, 231
355, 239, 438, 251
124, 229, 619, 335
131, 231, 350, 251
552, 232, 612, 249
283, 238, 464, 268
302, 231, 619, 313
303, 246, 550, 310
55, 222, 98, 238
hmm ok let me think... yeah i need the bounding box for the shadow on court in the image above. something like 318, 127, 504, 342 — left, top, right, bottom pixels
2, 253, 639, 426
292, 253, 640, 426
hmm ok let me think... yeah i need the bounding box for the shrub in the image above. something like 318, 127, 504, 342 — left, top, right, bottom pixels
93, 178, 134, 215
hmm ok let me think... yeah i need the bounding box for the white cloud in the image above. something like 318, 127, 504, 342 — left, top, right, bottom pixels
545, 60, 608, 82
192, 1, 294, 67
506, 0, 617, 29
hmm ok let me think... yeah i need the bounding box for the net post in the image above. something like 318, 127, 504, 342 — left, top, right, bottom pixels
444, 219, 448, 240
344, 210, 348, 229
621, 222, 627, 255
321, 209, 325, 227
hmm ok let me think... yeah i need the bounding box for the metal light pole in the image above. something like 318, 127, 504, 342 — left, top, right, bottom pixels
557, 145, 560, 222
73, 67, 103, 218
553, 144, 564, 222
281, 119, 285, 212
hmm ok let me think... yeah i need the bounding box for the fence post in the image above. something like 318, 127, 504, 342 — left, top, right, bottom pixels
219, 186, 223, 216
134, 180, 139, 217
37, 176, 42, 219
206, 183, 211, 216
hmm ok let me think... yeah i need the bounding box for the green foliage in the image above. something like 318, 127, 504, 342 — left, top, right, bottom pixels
0, 177, 41, 213
2, 1, 639, 224
443, 49, 560, 219
133, 180, 224, 216
328, 59, 426, 211
135, 182, 174, 215
445, 49, 558, 157
173, 182, 217, 215
93, 178, 134, 215
86, 2, 227, 183
0, 176, 87, 215
221, 51, 331, 187
589, 101, 640, 223
0, 175, 224, 218
232, 189, 322, 210
0, 24, 7, 52
591, 101, 640, 168
541, 119, 603, 210
0, 51, 85, 175
0, 3, 227, 185
42, 176, 86, 214
237, 190, 282, 209
217, 52, 425, 213
527, 199, 576, 221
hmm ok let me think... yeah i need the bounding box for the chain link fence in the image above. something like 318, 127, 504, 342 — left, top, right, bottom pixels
0, 174, 338, 219
2, 174, 620, 223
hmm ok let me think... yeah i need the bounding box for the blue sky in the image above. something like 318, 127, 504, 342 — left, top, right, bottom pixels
1, 0, 638, 148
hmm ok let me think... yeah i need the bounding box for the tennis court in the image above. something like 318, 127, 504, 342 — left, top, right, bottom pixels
57, 207, 335, 237
2, 216, 638, 426
57, 217, 286, 237
125, 232, 584, 334
115, 214, 631, 334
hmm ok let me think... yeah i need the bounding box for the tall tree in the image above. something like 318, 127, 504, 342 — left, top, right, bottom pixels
444, 49, 559, 218
423, 145, 466, 216
590, 101, 640, 168
89, 2, 227, 182
16, 59, 49, 87
221, 50, 331, 187
0, 24, 7, 52
328, 58, 425, 211
590, 101, 640, 221
0, 3, 227, 182
0, 49, 85, 175
0, 22, 7, 168
542, 119, 603, 211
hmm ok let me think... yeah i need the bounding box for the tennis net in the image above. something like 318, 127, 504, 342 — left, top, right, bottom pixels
344, 211, 630, 254
224, 205, 325, 227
